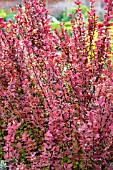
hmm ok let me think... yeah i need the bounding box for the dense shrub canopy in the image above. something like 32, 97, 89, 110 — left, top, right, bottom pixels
0, 0, 113, 169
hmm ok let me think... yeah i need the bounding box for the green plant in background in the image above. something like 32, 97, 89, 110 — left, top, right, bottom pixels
81, 5, 89, 21
46, 0, 49, 4
5, 11, 16, 21
50, 22, 61, 32
57, 5, 89, 22
0, 9, 6, 19
0, 160, 7, 170
98, 11, 104, 21
50, 22, 72, 36
57, 8, 74, 22
0, 9, 16, 21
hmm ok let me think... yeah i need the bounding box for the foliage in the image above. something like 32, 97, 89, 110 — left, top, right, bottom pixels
57, 5, 89, 22
0, 0, 113, 169
0, 9, 16, 21
0, 160, 7, 169
50, 22, 61, 31
50, 22, 72, 35
98, 11, 104, 21
0, 9, 6, 19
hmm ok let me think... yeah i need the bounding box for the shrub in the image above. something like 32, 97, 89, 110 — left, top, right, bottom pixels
5, 11, 16, 22
57, 5, 89, 22
0, 9, 16, 21
50, 22, 61, 31
98, 11, 104, 22
50, 22, 72, 36
0, 160, 7, 169
0, 0, 113, 169
0, 9, 6, 19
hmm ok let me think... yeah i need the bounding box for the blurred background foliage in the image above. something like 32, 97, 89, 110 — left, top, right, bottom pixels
0, 9, 16, 21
